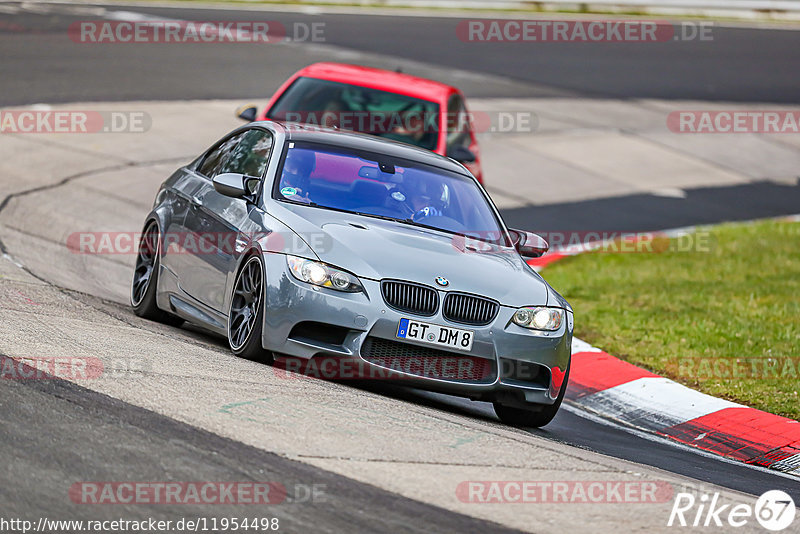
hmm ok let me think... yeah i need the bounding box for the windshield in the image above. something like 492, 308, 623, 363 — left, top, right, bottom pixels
267, 77, 440, 151
274, 142, 507, 244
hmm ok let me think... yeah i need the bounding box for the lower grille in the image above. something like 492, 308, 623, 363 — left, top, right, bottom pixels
498, 357, 550, 388
288, 322, 350, 346
360, 336, 494, 382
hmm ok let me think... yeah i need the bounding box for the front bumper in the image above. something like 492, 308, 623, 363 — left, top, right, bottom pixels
261, 253, 573, 405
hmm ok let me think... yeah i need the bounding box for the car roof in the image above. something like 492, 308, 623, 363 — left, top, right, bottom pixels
259, 120, 470, 176
294, 62, 455, 102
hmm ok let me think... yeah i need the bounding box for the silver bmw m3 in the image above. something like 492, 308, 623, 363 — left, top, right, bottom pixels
131, 121, 573, 427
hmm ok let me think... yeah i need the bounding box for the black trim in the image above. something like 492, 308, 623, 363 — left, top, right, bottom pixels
442, 292, 500, 326
380, 279, 439, 317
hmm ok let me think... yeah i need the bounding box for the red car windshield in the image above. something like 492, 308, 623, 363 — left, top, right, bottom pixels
274, 142, 506, 245
268, 77, 440, 151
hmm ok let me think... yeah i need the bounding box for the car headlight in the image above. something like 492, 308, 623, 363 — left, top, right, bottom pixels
512, 307, 564, 331
286, 256, 363, 293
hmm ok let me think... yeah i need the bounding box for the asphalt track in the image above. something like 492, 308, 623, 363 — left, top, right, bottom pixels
371, 385, 800, 501
3, 2, 800, 104
3, 1, 800, 233
2, 2, 800, 531
0, 362, 521, 533
502, 180, 800, 232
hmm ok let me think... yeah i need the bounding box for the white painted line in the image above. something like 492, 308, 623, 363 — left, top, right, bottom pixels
575, 376, 743, 430
571, 337, 602, 354
2, 253, 25, 270
772, 453, 800, 473
104, 10, 177, 21
650, 187, 687, 198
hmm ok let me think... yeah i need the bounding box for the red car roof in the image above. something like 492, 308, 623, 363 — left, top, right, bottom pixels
292, 62, 455, 102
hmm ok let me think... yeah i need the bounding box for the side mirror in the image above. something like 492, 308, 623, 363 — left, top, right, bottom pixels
213, 173, 249, 199
447, 145, 476, 163
235, 104, 258, 122
509, 229, 549, 259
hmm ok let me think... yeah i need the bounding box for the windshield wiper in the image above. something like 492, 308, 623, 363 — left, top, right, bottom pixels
350, 211, 408, 224
351, 211, 440, 231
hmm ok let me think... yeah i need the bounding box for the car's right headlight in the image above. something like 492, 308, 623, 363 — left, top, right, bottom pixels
512, 307, 564, 331
286, 255, 363, 293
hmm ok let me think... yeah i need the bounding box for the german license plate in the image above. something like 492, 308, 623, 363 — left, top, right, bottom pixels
396, 318, 474, 351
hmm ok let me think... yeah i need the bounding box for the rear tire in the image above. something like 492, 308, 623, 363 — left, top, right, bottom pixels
228, 254, 273, 364
493, 359, 570, 428
131, 221, 183, 327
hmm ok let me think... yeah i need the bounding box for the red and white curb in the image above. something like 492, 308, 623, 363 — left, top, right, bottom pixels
527, 216, 800, 477
565, 338, 800, 476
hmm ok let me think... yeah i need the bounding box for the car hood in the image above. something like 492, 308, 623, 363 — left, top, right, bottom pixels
271, 203, 550, 307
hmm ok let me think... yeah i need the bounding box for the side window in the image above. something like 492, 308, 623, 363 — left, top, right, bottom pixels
219, 129, 274, 178
198, 132, 246, 178
446, 94, 471, 149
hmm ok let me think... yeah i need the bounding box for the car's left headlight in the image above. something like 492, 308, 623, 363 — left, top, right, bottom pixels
512, 306, 564, 331
286, 255, 363, 293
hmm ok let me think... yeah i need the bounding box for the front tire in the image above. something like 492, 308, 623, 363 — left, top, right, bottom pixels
228, 254, 273, 363
131, 221, 183, 326
493, 359, 570, 428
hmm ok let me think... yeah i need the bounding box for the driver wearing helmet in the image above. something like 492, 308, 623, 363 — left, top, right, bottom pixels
390, 169, 445, 222
279, 148, 316, 203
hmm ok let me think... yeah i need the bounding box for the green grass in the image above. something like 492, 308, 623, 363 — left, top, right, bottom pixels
544, 220, 800, 420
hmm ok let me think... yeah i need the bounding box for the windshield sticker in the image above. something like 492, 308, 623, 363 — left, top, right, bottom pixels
391, 191, 406, 202
281, 186, 297, 197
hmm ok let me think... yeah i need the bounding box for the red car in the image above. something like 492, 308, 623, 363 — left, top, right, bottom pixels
237, 62, 483, 182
